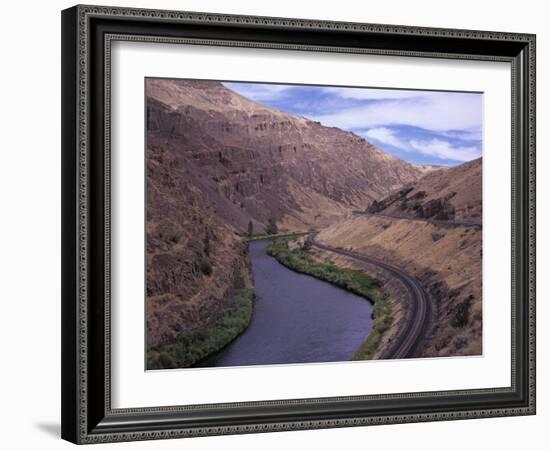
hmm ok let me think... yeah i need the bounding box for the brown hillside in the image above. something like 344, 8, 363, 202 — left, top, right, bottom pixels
146, 78, 426, 232
317, 158, 483, 357
146, 144, 252, 348
317, 216, 482, 357
369, 158, 482, 223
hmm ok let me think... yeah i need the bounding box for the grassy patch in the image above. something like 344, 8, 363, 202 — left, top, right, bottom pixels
267, 238, 392, 360
246, 230, 315, 241
147, 288, 255, 369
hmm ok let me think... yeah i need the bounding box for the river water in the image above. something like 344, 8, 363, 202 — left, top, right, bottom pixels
199, 239, 373, 367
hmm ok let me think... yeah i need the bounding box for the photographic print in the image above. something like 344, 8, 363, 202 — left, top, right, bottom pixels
145, 78, 483, 370
61, 8, 536, 441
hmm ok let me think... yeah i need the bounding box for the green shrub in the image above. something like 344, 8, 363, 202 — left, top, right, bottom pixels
199, 259, 213, 276
451, 299, 470, 328
159, 352, 176, 368
264, 217, 278, 235
147, 288, 255, 369
203, 233, 211, 256
192, 255, 213, 276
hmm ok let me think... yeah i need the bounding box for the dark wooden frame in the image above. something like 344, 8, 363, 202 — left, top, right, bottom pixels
61, 4, 536, 444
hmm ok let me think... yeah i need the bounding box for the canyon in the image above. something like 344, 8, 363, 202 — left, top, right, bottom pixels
146, 78, 482, 364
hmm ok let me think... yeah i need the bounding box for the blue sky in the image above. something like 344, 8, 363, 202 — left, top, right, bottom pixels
223, 82, 483, 166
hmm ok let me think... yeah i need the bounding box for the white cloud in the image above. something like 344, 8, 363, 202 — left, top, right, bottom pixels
363, 128, 407, 148
322, 87, 429, 100
439, 128, 483, 141
310, 92, 482, 132
362, 127, 480, 162
409, 139, 480, 162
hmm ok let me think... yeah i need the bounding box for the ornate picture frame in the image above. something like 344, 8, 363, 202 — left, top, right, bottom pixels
61, 5, 536, 444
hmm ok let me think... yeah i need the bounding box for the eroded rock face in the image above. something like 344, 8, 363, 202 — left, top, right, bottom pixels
368, 158, 482, 224
146, 79, 426, 233
417, 198, 456, 221
367, 187, 414, 213
146, 143, 252, 348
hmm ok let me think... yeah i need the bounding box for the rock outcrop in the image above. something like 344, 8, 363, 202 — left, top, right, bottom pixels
368, 157, 482, 224
146, 143, 252, 348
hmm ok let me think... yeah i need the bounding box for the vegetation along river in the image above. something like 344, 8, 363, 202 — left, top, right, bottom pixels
199, 239, 373, 367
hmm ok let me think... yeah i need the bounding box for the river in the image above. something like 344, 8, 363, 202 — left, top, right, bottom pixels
198, 239, 373, 367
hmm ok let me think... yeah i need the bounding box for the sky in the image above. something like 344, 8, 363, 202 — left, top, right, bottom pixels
223, 82, 483, 166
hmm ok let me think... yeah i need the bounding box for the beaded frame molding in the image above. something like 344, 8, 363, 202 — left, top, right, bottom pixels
61, 4, 536, 444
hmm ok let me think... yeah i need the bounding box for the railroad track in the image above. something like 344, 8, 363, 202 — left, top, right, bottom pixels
310, 237, 433, 359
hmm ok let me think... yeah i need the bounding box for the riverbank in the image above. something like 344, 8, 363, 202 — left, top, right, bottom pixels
267, 238, 392, 360
246, 230, 315, 241
147, 288, 256, 369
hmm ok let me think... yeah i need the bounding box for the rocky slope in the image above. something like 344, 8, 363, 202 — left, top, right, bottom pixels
317, 158, 483, 357
368, 158, 482, 223
146, 78, 426, 233
146, 143, 252, 348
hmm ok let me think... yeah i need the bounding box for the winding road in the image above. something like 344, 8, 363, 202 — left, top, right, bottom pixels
353, 211, 481, 229
310, 236, 433, 359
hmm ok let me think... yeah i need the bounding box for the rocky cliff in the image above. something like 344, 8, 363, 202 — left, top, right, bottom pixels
146, 143, 253, 348
146, 78, 426, 233
368, 158, 482, 223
